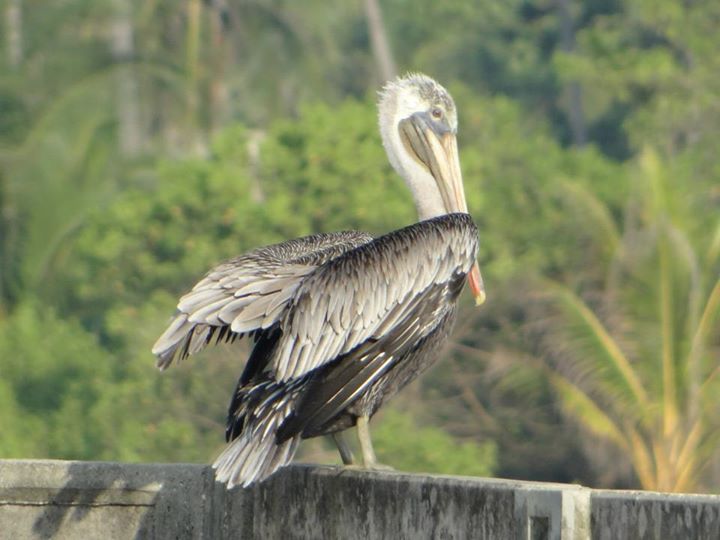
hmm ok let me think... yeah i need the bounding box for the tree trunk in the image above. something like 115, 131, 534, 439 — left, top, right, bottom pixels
6, 0, 23, 68
3, 0, 23, 303
111, 0, 143, 157
557, 0, 587, 147
186, 0, 201, 127
363, 0, 397, 82
208, 0, 229, 133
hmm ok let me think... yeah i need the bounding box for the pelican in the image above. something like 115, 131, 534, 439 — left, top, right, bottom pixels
152, 73, 485, 487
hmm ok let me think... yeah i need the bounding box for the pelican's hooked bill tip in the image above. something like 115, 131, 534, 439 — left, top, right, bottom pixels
468, 262, 485, 306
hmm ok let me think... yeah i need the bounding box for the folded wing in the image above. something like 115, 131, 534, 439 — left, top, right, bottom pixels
271, 213, 479, 382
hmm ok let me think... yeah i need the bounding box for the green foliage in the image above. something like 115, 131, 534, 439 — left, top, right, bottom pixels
57, 125, 276, 334
0, 70, 123, 305
56, 100, 415, 339
0, 302, 112, 459
385, 0, 558, 104
558, 0, 720, 159
259, 100, 414, 233
523, 148, 720, 491
86, 348, 236, 464
452, 87, 627, 286
373, 409, 497, 477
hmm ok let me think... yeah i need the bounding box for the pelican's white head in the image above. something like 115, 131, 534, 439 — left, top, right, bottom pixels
378, 73, 464, 221
378, 73, 484, 305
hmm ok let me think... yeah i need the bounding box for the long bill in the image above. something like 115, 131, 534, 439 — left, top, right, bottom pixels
399, 113, 486, 305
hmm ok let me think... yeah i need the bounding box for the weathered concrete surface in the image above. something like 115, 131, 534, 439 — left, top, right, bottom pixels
0, 459, 718, 539
592, 489, 720, 540
227, 466, 589, 539
0, 460, 215, 539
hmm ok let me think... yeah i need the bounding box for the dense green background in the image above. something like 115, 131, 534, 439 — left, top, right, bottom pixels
0, 0, 718, 492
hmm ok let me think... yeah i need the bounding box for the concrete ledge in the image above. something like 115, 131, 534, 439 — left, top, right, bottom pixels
0, 460, 718, 539
0, 460, 215, 539
591, 489, 720, 540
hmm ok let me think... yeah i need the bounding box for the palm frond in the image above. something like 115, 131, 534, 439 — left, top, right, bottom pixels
674, 419, 703, 491
626, 426, 656, 489
707, 221, 720, 269
658, 226, 679, 436
549, 373, 628, 450
545, 282, 649, 409
557, 180, 620, 261
690, 278, 720, 368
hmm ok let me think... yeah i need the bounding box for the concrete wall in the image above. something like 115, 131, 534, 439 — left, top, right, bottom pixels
591, 490, 720, 540
0, 459, 718, 539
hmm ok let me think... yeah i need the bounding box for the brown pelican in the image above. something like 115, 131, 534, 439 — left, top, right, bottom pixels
152, 73, 485, 487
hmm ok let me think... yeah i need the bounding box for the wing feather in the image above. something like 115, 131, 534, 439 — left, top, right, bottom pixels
275, 279, 461, 442
271, 214, 478, 381
152, 231, 373, 368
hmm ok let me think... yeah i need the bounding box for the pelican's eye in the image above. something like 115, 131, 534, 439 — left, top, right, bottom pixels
431, 108, 443, 120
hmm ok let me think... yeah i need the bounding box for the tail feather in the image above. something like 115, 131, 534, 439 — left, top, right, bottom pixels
213, 379, 304, 488
213, 432, 300, 487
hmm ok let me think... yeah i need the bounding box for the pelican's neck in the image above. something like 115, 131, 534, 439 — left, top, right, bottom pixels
379, 94, 446, 222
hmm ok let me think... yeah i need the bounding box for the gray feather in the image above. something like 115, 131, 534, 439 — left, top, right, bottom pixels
152, 230, 373, 367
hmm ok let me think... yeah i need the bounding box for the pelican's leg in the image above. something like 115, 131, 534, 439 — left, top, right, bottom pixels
356, 415, 393, 470
332, 432, 356, 465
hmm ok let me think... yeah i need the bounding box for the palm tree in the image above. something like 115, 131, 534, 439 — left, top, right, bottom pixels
537, 148, 720, 492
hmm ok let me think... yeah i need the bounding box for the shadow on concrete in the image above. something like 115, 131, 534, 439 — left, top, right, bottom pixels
31, 462, 153, 538
0, 460, 213, 539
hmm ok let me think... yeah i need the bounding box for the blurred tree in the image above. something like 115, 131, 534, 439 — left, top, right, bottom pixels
539, 149, 719, 492
555, 0, 586, 145
363, 0, 397, 81
450, 85, 627, 287
111, 0, 143, 156
0, 301, 113, 459
373, 409, 496, 477
463, 148, 719, 491
0, 72, 128, 309
56, 100, 417, 337
556, 0, 720, 162
382, 0, 620, 149
4, 0, 22, 68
